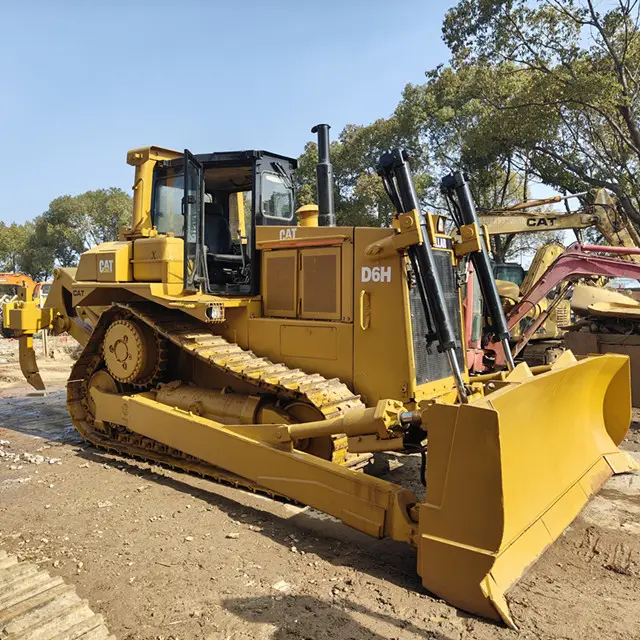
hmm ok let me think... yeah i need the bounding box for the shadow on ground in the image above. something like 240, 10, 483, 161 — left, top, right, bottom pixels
223, 594, 457, 640
76, 446, 425, 594
0, 391, 80, 443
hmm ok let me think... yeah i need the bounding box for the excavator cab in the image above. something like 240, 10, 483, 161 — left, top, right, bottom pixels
150, 149, 297, 295
492, 262, 525, 287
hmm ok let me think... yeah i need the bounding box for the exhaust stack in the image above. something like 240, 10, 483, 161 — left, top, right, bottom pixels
311, 124, 336, 227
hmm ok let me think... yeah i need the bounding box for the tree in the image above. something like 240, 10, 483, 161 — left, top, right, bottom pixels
296, 119, 432, 228
0, 222, 32, 272
25, 188, 133, 278
295, 101, 558, 261
80, 188, 133, 246
441, 0, 640, 224
0, 188, 133, 280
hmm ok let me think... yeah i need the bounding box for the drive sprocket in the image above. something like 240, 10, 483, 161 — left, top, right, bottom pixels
103, 318, 166, 386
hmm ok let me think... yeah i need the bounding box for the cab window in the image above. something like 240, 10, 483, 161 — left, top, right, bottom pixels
153, 173, 185, 236
493, 263, 525, 287
261, 173, 293, 221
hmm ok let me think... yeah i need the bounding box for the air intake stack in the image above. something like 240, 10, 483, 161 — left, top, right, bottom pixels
312, 124, 336, 227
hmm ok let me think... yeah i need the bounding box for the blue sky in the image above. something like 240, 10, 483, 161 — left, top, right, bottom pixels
0, 0, 455, 224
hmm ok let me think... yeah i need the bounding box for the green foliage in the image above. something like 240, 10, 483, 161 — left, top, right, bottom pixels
296, 0, 640, 259
295, 68, 536, 260
0, 188, 132, 280
296, 119, 431, 228
0, 222, 33, 272
441, 0, 640, 225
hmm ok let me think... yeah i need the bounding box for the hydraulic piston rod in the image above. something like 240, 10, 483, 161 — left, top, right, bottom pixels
442, 172, 516, 370
377, 149, 467, 401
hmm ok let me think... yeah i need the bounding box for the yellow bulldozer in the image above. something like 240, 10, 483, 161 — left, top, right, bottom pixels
3, 126, 638, 628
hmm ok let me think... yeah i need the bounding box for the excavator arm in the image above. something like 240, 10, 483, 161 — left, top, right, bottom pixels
506, 245, 640, 329
481, 244, 640, 363
480, 210, 600, 235
0, 272, 37, 294
479, 189, 640, 263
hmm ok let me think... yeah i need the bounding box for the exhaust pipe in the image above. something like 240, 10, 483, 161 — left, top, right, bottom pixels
311, 124, 335, 227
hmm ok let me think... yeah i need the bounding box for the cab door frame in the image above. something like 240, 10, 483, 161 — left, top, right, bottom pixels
182, 149, 208, 292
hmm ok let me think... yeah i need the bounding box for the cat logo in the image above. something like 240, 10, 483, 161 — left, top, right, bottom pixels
99, 259, 114, 274
279, 228, 297, 240
527, 217, 557, 227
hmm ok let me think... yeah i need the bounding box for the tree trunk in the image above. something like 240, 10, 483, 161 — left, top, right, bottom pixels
616, 192, 640, 228
492, 235, 506, 263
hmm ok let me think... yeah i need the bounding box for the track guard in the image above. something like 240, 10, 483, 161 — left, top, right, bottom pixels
417, 352, 637, 628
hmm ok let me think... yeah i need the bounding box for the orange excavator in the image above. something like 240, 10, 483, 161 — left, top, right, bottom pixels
0, 272, 36, 290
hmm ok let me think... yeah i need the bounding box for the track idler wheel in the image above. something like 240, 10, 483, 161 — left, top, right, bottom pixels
86, 369, 119, 418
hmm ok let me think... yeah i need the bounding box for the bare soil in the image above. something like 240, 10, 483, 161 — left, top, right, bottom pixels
1, 338, 639, 640
0, 335, 78, 395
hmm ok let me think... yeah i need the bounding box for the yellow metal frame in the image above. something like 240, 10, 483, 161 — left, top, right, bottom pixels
126, 146, 182, 236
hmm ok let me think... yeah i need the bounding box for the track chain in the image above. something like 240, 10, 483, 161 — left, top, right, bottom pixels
0, 549, 114, 640
66, 303, 368, 496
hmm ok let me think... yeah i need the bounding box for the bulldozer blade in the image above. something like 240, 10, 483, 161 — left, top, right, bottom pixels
19, 335, 45, 391
417, 351, 637, 629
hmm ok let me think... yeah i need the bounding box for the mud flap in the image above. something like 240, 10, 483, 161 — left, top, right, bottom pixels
19, 335, 45, 391
417, 351, 638, 628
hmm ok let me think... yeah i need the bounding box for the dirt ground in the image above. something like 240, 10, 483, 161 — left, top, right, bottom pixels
1, 336, 639, 640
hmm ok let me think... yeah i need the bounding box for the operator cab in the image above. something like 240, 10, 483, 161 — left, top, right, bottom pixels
150, 149, 297, 295
492, 262, 525, 287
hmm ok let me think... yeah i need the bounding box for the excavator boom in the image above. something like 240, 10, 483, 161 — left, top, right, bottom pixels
0, 272, 36, 290
507, 245, 640, 329
481, 244, 640, 363
480, 189, 640, 262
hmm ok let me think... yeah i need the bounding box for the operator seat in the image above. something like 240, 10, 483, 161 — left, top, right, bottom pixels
204, 203, 233, 254
204, 202, 244, 286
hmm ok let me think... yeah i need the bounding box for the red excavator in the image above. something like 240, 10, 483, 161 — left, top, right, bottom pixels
468, 245, 640, 371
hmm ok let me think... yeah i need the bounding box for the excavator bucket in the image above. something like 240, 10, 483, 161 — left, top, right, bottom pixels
417, 351, 637, 629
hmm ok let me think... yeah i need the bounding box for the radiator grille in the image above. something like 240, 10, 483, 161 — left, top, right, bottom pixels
301, 250, 340, 318
409, 250, 465, 385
